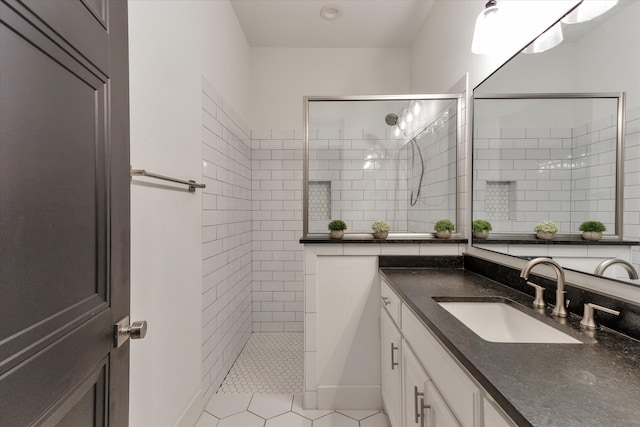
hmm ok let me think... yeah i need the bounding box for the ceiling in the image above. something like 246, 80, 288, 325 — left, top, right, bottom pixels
229, 0, 437, 48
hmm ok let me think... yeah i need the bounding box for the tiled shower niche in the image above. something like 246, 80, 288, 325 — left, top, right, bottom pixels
485, 181, 515, 221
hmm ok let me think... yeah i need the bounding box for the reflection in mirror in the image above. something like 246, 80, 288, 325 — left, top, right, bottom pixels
471, 0, 640, 285
474, 94, 622, 235
304, 96, 459, 235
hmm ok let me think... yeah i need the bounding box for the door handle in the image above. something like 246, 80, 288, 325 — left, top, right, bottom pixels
114, 316, 148, 348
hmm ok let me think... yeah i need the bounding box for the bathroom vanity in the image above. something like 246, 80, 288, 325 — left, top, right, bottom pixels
380, 261, 640, 427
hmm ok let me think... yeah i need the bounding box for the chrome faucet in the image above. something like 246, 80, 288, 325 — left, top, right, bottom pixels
520, 257, 568, 317
594, 258, 639, 279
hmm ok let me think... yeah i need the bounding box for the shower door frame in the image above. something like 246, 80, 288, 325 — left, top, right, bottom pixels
303, 94, 464, 238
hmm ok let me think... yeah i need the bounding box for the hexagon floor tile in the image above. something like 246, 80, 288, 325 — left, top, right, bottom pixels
338, 410, 380, 421
218, 332, 303, 394
204, 393, 251, 419
217, 411, 264, 427
265, 412, 312, 427
292, 394, 333, 420
360, 412, 391, 427
248, 393, 294, 419
194, 411, 219, 427
313, 412, 360, 427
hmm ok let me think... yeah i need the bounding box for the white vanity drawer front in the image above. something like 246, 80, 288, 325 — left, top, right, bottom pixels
381, 278, 401, 327
402, 305, 479, 427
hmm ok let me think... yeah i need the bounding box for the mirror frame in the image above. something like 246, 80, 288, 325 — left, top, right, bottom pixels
472, 91, 626, 238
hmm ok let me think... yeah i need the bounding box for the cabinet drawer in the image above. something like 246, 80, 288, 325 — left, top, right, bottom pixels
381, 278, 401, 327
402, 305, 479, 427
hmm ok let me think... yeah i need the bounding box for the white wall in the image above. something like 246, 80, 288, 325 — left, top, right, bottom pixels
128, 1, 250, 425
251, 48, 411, 131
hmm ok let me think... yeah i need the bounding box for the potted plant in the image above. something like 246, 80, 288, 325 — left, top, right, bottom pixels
472, 219, 492, 239
434, 219, 455, 239
328, 219, 347, 239
372, 220, 390, 239
534, 220, 559, 240
579, 221, 606, 241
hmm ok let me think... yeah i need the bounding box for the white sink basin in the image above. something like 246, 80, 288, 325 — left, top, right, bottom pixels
438, 301, 582, 344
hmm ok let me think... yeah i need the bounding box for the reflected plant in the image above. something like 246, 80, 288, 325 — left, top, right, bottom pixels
534, 221, 559, 233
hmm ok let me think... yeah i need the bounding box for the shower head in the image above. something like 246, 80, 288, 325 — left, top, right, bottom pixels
385, 113, 398, 126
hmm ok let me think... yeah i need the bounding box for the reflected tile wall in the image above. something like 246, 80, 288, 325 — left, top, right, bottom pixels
474, 114, 618, 234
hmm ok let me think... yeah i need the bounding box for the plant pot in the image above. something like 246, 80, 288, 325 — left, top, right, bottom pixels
473, 230, 490, 239
329, 230, 344, 239
536, 231, 555, 240
582, 231, 603, 241
435, 230, 452, 239
373, 231, 388, 239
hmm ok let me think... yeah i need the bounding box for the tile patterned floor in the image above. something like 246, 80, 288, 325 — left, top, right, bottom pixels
197, 333, 390, 426
218, 332, 303, 394
196, 394, 390, 427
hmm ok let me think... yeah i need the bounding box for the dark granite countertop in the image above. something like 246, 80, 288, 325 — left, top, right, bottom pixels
380, 268, 640, 427
300, 234, 468, 244
473, 234, 640, 246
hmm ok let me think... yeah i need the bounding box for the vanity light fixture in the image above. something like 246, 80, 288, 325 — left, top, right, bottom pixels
562, 0, 618, 24
523, 21, 563, 54
320, 4, 342, 21
471, 0, 500, 54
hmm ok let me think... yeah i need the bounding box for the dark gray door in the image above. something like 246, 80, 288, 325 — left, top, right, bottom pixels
0, 0, 130, 425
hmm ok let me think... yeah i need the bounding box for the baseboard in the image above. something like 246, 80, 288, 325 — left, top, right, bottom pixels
316, 385, 382, 410
173, 389, 204, 427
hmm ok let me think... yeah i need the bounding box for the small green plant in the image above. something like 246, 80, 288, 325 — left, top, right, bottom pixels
579, 221, 606, 232
434, 219, 455, 232
534, 220, 559, 233
328, 220, 347, 231
472, 219, 492, 232
372, 220, 390, 233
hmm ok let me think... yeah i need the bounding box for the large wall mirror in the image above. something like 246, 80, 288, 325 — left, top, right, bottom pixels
472, 0, 640, 285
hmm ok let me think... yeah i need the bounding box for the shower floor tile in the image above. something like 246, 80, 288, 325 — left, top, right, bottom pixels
217, 332, 303, 394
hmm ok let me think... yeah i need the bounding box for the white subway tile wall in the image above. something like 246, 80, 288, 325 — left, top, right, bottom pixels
474, 114, 618, 234
201, 78, 253, 402
406, 105, 458, 231
308, 131, 408, 233
308, 104, 457, 234
251, 129, 305, 333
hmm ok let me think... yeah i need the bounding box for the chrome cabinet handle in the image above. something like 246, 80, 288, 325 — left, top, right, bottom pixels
390, 342, 399, 370
381, 296, 391, 306
414, 386, 424, 424
420, 397, 431, 427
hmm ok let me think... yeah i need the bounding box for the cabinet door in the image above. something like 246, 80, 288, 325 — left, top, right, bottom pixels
382, 309, 403, 427
402, 341, 429, 427
483, 398, 515, 427
426, 381, 461, 427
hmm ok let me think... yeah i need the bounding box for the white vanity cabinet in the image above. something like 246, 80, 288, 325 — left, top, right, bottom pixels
381, 308, 403, 427
380, 278, 516, 427
402, 340, 460, 427
483, 398, 514, 427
